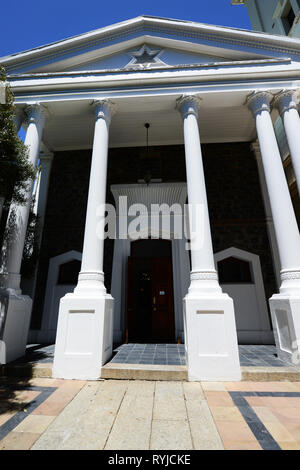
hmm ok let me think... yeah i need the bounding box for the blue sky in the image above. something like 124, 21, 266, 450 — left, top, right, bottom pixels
0, 0, 251, 57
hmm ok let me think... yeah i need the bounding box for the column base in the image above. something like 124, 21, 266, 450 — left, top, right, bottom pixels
0, 289, 32, 364
52, 292, 114, 380
269, 294, 300, 367
184, 293, 241, 381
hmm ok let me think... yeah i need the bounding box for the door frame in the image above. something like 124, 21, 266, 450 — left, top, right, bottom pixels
111, 233, 190, 344
110, 182, 190, 344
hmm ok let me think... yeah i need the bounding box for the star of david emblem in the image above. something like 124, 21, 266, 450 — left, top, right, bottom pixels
126, 45, 165, 68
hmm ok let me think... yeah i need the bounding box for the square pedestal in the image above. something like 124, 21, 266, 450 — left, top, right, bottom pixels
269, 295, 300, 367
184, 294, 241, 381
52, 293, 114, 380
0, 290, 32, 364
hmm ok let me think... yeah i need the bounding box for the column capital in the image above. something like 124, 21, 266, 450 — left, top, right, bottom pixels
273, 89, 300, 116
25, 103, 48, 126
176, 94, 202, 119
247, 91, 273, 117
91, 99, 116, 124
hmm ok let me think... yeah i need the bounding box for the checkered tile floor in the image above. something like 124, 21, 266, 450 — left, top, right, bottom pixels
238, 345, 288, 367
110, 343, 296, 367
111, 343, 186, 365
12, 343, 300, 369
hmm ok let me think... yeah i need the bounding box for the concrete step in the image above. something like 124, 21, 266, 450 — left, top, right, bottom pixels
241, 366, 300, 382
0, 362, 53, 378
101, 363, 188, 381
2, 362, 300, 382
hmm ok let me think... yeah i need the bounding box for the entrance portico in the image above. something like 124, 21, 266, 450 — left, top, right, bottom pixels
2, 16, 300, 380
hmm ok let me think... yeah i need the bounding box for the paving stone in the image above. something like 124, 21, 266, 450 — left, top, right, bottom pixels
153, 381, 187, 421
0, 431, 41, 450
150, 419, 193, 450
105, 381, 154, 450
33, 380, 128, 450
14, 415, 56, 434
31, 380, 85, 416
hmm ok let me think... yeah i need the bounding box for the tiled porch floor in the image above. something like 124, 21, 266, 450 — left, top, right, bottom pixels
111, 343, 186, 365
11, 343, 300, 370
111, 343, 294, 367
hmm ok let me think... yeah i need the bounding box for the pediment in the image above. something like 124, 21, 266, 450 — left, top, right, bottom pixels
2, 16, 300, 75
57, 43, 261, 73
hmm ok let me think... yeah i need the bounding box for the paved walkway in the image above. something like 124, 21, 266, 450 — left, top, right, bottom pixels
1, 377, 300, 450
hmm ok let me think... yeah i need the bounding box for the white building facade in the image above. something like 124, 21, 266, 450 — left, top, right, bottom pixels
232, 0, 300, 37
1, 16, 300, 381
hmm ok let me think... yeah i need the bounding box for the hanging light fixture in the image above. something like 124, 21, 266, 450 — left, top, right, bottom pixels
143, 122, 152, 185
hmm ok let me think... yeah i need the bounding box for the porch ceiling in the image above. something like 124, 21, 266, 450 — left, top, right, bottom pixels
32, 91, 259, 151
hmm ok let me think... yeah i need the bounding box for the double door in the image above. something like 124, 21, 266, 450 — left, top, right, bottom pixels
127, 257, 175, 342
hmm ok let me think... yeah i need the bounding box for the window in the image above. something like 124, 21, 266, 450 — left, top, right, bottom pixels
281, 1, 296, 33
217, 257, 253, 284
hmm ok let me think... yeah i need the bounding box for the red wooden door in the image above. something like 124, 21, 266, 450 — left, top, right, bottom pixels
127, 257, 175, 342
151, 258, 175, 342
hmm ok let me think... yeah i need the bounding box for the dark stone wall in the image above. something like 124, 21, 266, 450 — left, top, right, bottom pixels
31, 150, 91, 328
31, 142, 276, 329
203, 142, 276, 301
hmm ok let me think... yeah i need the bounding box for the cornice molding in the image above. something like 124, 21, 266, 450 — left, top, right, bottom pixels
5, 57, 292, 79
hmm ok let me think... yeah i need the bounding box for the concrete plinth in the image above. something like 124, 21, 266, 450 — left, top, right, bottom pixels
270, 295, 300, 367
184, 294, 241, 381
52, 293, 114, 380
0, 290, 32, 364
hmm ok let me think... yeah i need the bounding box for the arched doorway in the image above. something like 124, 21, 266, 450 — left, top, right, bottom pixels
126, 239, 175, 343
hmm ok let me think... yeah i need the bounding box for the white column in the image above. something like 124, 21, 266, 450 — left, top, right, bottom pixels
34, 150, 54, 228
0, 103, 46, 364
273, 90, 300, 197
251, 141, 281, 289
248, 91, 300, 366
25, 150, 54, 302
0, 104, 46, 293
176, 95, 241, 381
53, 99, 116, 380
75, 100, 115, 295
176, 95, 221, 296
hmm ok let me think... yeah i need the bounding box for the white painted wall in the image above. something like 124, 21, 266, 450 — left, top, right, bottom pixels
215, 247, 274, 344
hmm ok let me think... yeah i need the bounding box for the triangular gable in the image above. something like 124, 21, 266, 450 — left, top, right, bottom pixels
64, 43, 249, 73
2, 15, 300, 75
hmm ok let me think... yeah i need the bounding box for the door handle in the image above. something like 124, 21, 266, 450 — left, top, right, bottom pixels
153, 296, 156, 305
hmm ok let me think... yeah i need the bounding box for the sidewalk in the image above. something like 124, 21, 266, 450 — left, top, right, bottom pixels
1, 377, 300, 450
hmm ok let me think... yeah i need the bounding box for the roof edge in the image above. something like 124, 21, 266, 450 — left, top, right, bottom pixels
2, 15, 300, 65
